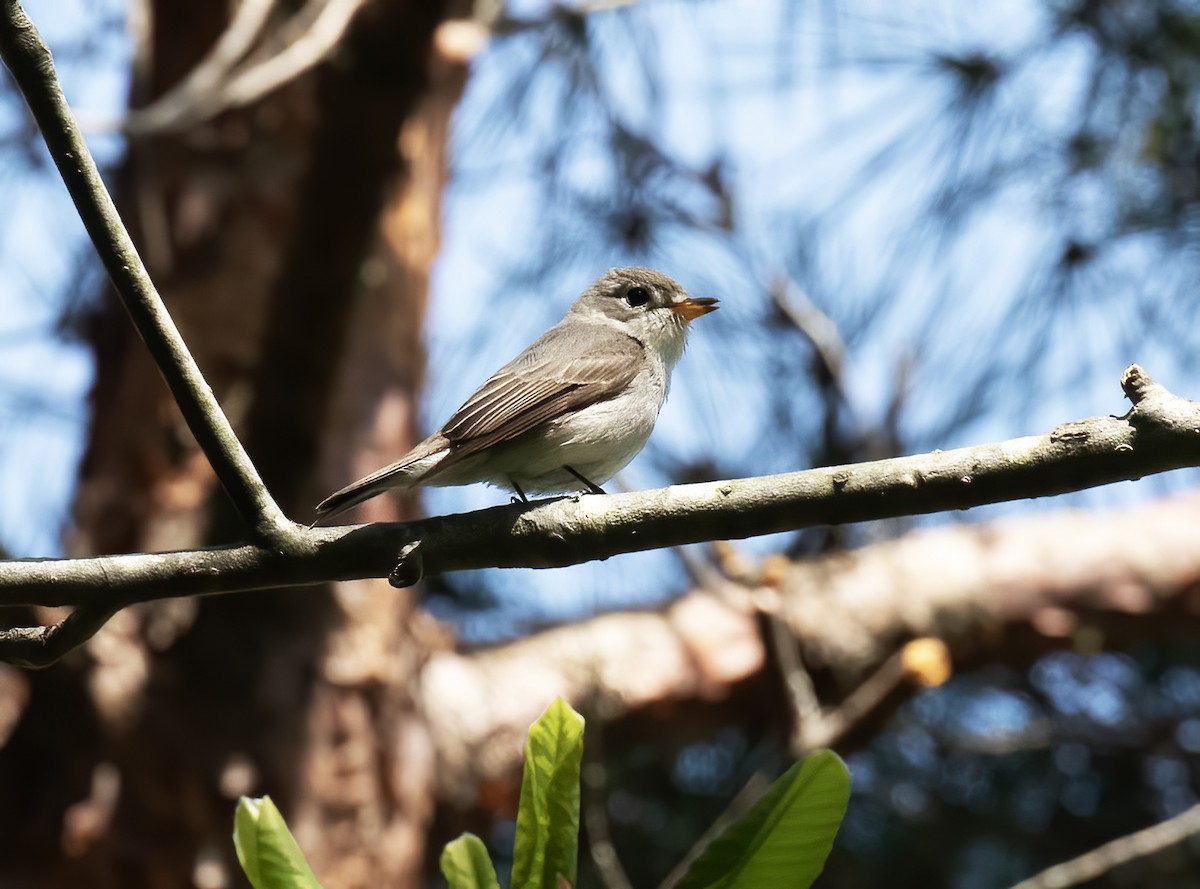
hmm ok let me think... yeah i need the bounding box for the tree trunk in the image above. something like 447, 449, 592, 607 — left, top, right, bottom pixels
0, 2, 467, 886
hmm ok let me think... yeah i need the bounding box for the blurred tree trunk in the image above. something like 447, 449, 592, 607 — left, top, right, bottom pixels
0, 2, 468, 887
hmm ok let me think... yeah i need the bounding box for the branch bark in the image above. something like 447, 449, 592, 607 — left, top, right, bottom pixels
425, 489, 1200, 801
0, 362, 1198, 666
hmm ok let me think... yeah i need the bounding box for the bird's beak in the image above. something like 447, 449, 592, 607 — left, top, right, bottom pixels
671, 296, 719, 321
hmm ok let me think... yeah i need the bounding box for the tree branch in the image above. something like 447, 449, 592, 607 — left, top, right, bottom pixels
0, 0, 288, 540
1009, 803, 1200, 889
2, 0, 1199, 677
0, 601, 120, 669
119, 0, 278, 134
425, 490, 1200, 799
121, 0, 369, 134
0, 363, 1196, 665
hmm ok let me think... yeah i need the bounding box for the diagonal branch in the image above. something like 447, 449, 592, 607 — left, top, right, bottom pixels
1009, 803, 1200, 889
0, 0, 288, 540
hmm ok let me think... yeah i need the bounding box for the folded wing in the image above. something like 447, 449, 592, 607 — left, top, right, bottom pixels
428, 324, 645, 476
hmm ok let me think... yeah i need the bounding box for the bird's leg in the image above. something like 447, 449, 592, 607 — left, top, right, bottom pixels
564, 465, 606, 495
509, 479, 528, 504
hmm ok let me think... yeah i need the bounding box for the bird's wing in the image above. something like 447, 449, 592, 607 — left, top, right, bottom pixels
430, 324, 645, 471
312, 324, 644, 522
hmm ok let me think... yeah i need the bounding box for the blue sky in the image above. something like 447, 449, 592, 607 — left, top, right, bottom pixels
0, 0, 126, 553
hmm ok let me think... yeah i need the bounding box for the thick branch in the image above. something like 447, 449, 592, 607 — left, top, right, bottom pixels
0, 0, 287, 539
426, 489, 1200, 799
0, 365, 1196, 629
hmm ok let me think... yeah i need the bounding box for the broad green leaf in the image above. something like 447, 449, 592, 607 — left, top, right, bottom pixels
441, 833, 501, 889
511, 697, 585, 889
673, 749, 850, 889
233, 796, 324, 889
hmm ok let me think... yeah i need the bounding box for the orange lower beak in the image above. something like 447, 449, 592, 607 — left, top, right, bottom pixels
671, 296, 719, 321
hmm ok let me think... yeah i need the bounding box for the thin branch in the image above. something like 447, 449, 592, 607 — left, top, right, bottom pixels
773, 611, 943, 753
769, 275, 850, 405
1009, 804, 1200, 889
0, 0, 288, 539
0, 365, 1194, 667
767, 612, 825, 741
791, 648, 909, 752
0, 600, 120, 668
582, 721, 634, 889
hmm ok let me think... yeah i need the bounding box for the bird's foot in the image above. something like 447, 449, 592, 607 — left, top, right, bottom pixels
564, 465, 606, 495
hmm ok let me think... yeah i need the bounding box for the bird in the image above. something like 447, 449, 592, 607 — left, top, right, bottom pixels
314, 267, 718, 523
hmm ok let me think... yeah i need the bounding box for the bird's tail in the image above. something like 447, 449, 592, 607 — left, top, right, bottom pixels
312, 459, 420, 526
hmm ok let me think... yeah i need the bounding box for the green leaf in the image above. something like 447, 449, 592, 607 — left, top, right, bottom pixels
673, 749, 850, 889
511, 697, 585, 889
440, 833, 501, 889
233, 796, 324, 889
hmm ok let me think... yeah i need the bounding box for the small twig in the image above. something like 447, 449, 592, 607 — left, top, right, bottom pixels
1009, 804, 1200, 889
0, 600, 120, 669
387, 540, 424, 588
771, 631, 952, 754
794, 649, 911, 751
581, 722, 634, 889
768, 276, 851, 409
766, 612, 824, 742
0, 0, 289, 540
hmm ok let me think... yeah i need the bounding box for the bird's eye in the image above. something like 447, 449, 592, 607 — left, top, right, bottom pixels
625, 286, 651, 307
